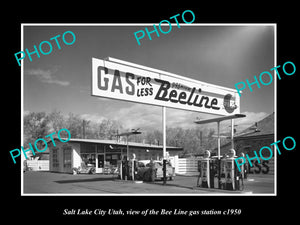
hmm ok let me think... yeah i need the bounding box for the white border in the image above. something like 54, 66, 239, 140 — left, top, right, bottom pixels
274, 24, 277, 195
21, 23, 277, 196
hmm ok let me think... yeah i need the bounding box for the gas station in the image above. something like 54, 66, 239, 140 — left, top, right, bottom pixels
92, 56, 247, 191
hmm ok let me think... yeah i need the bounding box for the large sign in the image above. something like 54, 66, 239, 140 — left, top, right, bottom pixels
92, 57, 240, 116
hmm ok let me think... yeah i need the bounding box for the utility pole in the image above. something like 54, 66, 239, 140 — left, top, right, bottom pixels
199, 130, 203, 151
82, 119, 90, 139
82, 120, 86, 139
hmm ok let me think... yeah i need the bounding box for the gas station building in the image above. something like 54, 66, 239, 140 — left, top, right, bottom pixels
48, 138, 183, 174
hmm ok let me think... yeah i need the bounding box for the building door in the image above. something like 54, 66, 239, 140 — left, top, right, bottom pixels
96, 154, 104, 173
63, 146, 72, 173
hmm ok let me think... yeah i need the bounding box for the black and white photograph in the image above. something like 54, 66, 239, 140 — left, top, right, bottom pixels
21, 24, 275, 195
4, 5, 298, 223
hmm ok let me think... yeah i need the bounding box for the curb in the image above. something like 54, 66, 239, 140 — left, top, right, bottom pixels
114, 179, 143, 184
192, 186, 252, 194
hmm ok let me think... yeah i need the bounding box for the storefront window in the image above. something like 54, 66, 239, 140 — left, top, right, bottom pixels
90, 154, 96, 166
96, 144, 104, 153
106, 146, 122, 153
105, 153, 120, 166
151, 153, 156, 159
63, 148, 72, 168
81, 153, 96, 166
63, 145, 72, 168
52, 147, 59, 168
81, 154, 89, 165
81, 143, 96, 153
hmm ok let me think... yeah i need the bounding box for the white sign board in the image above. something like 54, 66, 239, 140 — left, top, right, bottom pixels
92, 57, 240, 116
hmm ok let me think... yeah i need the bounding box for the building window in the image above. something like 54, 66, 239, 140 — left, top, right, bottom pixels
81, 143, 96, 153
151, 153, 156, 160
106, 146, 122, 153
105, 153, 121, 166
52, 147, 59, 168
81, 153, 96, 166
63, 146, 72, 168
96, 144, 104, 153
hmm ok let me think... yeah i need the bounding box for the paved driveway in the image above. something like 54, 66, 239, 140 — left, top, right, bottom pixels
23, 171, 274, 195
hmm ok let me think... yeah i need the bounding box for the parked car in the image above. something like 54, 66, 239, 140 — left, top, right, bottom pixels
74, 163, 96, 174
136, 160, 175, 182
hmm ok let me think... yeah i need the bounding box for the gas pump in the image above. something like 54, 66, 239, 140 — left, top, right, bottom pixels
197, 150, 212, 188
210, 157, 220, 189
220, 149, 242, 191
238, 153, 247, 180
119, 154, 139, 181
129, 153, 137, 181
122, 157, 129, 180
118, 156, 123, 180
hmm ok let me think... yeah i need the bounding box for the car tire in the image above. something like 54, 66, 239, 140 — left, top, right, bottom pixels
143, 171, 150, 182
150, 169, 156, 182
90, 168, 96, 174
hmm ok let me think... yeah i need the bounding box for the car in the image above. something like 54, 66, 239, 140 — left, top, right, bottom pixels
74, 163, 96, 174
136, 160, 175, 182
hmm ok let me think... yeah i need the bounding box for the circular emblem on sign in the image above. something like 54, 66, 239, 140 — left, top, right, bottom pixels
228, 149, 236, 158
223, 94, 237, 113
204, 150, 211, 158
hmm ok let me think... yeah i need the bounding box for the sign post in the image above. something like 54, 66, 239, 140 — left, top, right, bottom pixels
162, 106, 167, 184
231, 119, 235, 149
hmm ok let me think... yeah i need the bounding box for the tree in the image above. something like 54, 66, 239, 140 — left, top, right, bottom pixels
64, 113, 82, 138
144, 130, 156, 145
204, 128, 216, 150
166, 127, 184, 147
23, 112, 50, 147
47, 109, 65, 133
98, 119, 123, 140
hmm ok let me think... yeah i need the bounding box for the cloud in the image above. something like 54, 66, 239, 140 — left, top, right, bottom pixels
80, 113, 107, 123
235, 111, 268, 132
23, 110, 31, 116
110, 104, 161, 130
109, 104, 223, 131
166, 109, 199, 129
108, 104, 270, 136
25, 68, 70, 86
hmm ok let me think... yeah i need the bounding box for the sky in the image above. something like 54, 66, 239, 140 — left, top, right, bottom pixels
23, 24, 275, 134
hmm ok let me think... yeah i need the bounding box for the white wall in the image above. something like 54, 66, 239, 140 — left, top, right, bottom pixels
72, 143, 81, 168
26, 160, 49, 171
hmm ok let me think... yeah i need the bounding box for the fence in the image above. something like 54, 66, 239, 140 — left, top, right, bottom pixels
177, 158, 199, 176
26, 160, 49, 171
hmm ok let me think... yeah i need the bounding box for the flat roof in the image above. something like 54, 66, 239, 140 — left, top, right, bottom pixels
58, 138, 183, 151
